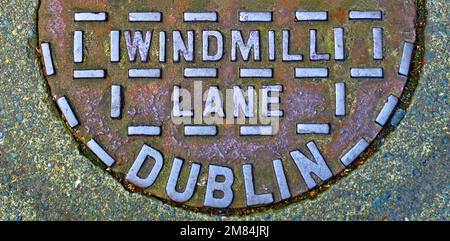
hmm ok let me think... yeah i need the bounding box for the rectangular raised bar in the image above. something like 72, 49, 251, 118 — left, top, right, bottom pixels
111, 85, 121, 118
184, 68, 218, 78
128, 126, 161, 136
375, 95, 399, 126
87, 139, 115, 167
295, 11, 328, 21
340, 138, 369, 167
373, 28, 383, 60
296, 124, 330, 134
350, 68, 383, 78
240, 68, 273, 78
129, 12, 162, 22
41, 43, 54, 76
110, 31, 120, 62
73, 31, 83, 63
399, 42, 414, 76
184, 12, 218, 22
73, 70, 105, 79
334, 28, 345, 60
239, 12, 272, 22
75, 12, 107, 22
184, 125, 217, 136
295, 68, 328, 78
240, 125, 274, 136
335, 83, 346, 116
56, 97, 79, 128
129, 69, 161, 78
349, 10, 382, 20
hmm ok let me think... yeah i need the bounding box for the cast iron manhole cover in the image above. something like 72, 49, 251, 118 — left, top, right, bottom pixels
38, 0, 418, 212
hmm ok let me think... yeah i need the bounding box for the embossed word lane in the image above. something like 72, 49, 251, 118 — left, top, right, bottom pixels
38, 0, 417, 211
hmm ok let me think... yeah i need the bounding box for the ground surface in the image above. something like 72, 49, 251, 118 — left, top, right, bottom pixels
0, 0, 448, 220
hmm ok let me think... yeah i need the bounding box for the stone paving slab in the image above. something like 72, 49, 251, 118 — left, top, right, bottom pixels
0, 0, 448, 221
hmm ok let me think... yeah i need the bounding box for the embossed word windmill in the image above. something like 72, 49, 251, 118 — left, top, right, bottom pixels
38, 0, 417, 211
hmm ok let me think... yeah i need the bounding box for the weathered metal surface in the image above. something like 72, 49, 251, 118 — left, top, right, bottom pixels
38, 0, 417, 211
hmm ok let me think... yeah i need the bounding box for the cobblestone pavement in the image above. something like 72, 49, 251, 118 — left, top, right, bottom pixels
0, 0, 448, 220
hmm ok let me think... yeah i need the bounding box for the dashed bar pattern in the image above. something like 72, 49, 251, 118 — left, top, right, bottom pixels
111, 85, 122, 119
375, 95, 399, 126
335, 83, 346, 116
74, 12, 107, 22
129, 12, 162, 22
73, 31, 83, 63
129, 69, 162, 78
184, 68, 218, 78
73, 69, 106, 79
184, 12, 218, 22
334, 28, 345, 60
240, 68, 273, 78
295, 68, 329, 78
184, 125, 218, 136
87, 139, 115, 167
240, 125, 274, 136
349, 10, 382, 20
40, 43, 54, 76
350, 68, 383, 78
340, 138, 370, 167
128, 126, 162, 136
297, 124, 330, 134
399, 42, 415, 76
56, 97, 79, 128
295, 11, 328, 21
373, 28, 383, 60
239, 12, 272, 22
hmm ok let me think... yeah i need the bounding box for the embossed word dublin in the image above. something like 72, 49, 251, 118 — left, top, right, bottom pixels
38, 0, 417, 211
